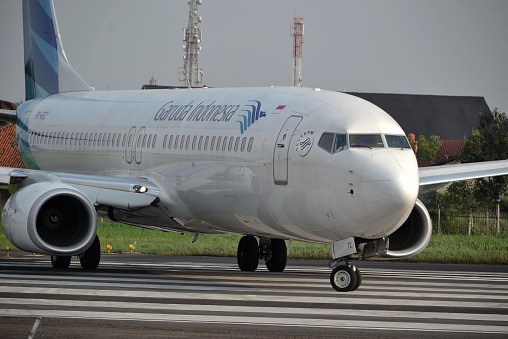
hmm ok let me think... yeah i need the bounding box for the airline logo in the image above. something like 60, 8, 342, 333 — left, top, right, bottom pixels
237, 100, 267, 134
297, 131, 315, 157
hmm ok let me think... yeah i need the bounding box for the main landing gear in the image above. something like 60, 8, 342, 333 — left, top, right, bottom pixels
237, 235, 287, 272
50, 235, 101, 269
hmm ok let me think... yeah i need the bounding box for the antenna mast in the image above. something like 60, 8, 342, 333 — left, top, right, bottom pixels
179, 0, 204, 87
291, 17, 304, 87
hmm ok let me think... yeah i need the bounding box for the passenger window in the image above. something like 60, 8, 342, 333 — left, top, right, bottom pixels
147, 134, 152, 148
241, 137, 246, 152
211, 136, 216, 150
247, 137, 254, 152
386, 135, 411, 149
168, 135, 173, 149
192, 135, 197, 150
204, 136, 209, 150
163, 135, 167, 149
185, 135, 190, 150
198, 136, 203, 150
222, 136, 228, 151
234, 137, 240, 152
142, 134, 148, 148
216, 136, 222, 151
152, 135, 157, 148
174, 135, 180, 149
180, 135, 186, 149
318, 133, 334, 153
350, 134, 384, 148
228, 137, 234, 151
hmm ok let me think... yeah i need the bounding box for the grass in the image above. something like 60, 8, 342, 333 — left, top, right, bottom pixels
0, 220, 507, 264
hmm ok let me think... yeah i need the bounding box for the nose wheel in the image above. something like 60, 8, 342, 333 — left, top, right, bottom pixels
330, 264, 362, 292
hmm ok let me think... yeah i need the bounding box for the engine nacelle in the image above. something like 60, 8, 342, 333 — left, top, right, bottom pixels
383, 199, 432, 258
2, 182, 97, 255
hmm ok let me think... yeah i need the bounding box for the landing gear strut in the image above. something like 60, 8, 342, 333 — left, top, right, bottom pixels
50, 235, 101, 270
237, 236, 288, 272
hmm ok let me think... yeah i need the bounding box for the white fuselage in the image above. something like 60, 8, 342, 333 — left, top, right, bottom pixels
15, 87, 419, 244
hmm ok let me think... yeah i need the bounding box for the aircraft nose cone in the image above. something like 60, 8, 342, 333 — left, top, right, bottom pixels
361, 152, 419, 236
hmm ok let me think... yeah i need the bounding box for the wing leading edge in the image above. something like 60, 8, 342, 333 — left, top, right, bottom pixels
0, 167, 160, 209
418, 159, 508, 193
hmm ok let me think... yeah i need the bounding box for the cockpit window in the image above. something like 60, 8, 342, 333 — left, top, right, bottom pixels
334, 134, 348, 152
349, 134, 384, 148
386, 135, 411, 149
318, 133, 334, 153
318, 133, 349, 153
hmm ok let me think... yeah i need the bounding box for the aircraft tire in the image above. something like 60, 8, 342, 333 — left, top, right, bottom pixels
352, 267, 362, 291
80, 235, 101, 269
237, 235, 259, 271
265, 238, 287, 272
330, 265, 358, 292
51, 255, 71, 269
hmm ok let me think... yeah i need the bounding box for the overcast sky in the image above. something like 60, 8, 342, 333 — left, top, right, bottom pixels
1, 0, 507, 112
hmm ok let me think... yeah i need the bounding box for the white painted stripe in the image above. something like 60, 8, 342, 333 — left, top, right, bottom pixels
2, 286, 507, 309
3, 272, 507, 293
1, 309, 507, 334
2, 270, 508, 291
1, 298, 506, 323
3, 277, 508, 300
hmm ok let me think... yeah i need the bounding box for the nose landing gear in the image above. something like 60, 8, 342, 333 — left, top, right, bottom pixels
330, 263, 362, 292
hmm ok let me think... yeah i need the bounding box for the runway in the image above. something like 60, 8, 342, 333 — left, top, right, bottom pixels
1, 253, 507, 338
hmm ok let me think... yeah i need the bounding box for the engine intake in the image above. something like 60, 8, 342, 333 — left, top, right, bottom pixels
2, 182, 97, 255
383, 199, 432, 258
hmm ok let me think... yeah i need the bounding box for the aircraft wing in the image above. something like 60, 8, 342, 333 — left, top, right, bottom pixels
0, 167, 160, 209
418, 159, 508, 193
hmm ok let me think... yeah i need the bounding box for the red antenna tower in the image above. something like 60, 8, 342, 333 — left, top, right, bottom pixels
291, 17, 304, 87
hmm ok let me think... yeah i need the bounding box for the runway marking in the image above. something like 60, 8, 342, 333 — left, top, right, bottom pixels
1, 309, 507, 335
1, 258, 508, 336
1, 285, 507, 309
1, 297, 507, 322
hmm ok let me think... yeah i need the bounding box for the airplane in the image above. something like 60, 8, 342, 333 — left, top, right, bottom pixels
1, 0, 507, 292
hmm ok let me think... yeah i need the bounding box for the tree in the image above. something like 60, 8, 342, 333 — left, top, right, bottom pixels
412, 135, 442, 164
461, 108, 508, 208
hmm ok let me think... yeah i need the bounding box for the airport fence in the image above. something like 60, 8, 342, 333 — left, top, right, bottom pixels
431, 209, 508, 235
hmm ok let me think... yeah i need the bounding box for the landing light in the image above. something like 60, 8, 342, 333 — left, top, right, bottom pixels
133, 185, 148, 193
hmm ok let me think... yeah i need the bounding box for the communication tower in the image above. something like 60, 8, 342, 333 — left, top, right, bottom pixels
291, 17, 304, 87
179, 0, 204, 87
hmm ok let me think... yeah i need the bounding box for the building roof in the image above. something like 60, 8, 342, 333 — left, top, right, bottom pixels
347, 92, 490, 140
0, 124, 24, 168
434, 140, 466, 165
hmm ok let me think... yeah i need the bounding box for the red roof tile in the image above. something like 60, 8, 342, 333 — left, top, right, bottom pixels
434, 140, 465, 164
0, 124, 25, 168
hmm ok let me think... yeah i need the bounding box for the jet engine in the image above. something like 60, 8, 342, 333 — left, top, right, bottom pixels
2, 182, 97, 255
383, 199, 433, 258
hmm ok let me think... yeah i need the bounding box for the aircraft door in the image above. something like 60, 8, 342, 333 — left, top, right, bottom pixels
125, 126, 136, 164
273, 115, 302, 185
134, 126, 146, 164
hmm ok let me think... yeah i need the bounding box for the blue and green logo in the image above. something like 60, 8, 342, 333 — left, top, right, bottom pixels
237, 100, 266, 134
